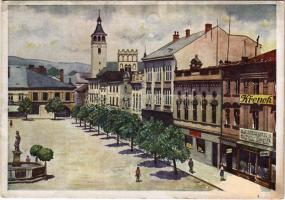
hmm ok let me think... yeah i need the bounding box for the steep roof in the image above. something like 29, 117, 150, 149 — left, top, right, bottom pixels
143, 30, 205, 61
9, 66, 75, 90
92, 23, 107, 36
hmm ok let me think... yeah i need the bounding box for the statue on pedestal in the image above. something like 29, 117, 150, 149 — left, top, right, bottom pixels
12, 131, 22, 166
14, 131, 21, 152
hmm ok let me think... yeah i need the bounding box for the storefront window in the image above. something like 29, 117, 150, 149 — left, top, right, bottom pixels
185, 135, 193, 149
196, 138, 205, 153
258, 156, 269, 180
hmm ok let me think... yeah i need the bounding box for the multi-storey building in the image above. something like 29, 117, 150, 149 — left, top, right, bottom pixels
130, 70, 144, 116
220, 50, 276, 189
8, 65, 75, 118
174, 67, 222, 167
118, 49, 139, 72
142, 24, 261, 125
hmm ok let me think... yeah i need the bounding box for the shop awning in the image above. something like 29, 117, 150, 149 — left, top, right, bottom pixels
8, 105, 19, 112
237, 140, 275, 152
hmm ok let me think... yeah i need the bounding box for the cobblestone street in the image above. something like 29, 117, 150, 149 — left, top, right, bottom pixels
8, 118, 217, 191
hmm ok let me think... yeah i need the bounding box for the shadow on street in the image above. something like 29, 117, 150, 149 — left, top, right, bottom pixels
150, 170, 189, 180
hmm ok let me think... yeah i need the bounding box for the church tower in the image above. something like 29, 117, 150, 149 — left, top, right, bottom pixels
91, 11, 107, 78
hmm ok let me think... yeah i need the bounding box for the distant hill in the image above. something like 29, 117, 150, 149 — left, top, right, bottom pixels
8, 56, 91, 83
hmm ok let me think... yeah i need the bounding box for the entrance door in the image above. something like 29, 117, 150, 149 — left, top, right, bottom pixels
226, 150, 233, 172
212, 143, 218, 167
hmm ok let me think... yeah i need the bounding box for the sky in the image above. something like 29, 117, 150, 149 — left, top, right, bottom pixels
8, 4, 276, 64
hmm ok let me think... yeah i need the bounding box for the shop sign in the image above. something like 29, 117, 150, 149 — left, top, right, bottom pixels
240, 128, 273, 146
190, 130, 201, 138
240, 94, 274, 105
226, 148, 232, 154
260, 151, 270, 157
221, 140, 237, 147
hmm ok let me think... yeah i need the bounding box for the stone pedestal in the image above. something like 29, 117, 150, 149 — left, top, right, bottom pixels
12, 150, 22, 166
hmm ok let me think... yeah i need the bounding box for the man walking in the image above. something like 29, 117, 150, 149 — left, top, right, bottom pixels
135, 167, 141, 182
188, 158, 194, 174
219, 164, 225, 181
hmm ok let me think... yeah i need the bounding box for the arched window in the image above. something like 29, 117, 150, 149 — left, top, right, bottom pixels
133, 64, 136, 70
128, 55, 132, 62
98, 48, 101, 54
102, 36, 105, 41
94, 36, 97, 41
119, 55, 123, 62
98, 36, 101, 41
120, 64, 123, 69
133, 55, 137, 61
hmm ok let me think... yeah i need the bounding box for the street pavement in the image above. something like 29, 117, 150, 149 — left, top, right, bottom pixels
8, 118, 215, 191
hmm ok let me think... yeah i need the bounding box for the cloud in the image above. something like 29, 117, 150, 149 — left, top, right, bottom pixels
8, 4, 276, 64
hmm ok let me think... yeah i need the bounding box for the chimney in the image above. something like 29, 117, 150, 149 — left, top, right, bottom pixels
185, 29, 190, 38
8, 66, 10, 78
59, 69, 64, 82
205, 23, 212, 33
38, 65, 47, 75
28, 64, 34, 69
172, 31, 180, 42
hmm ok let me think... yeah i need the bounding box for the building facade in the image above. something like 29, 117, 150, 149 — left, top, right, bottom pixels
8, 66, 75, 118
142, 24, 260, 125
174, 67, 222, 167
220, 50, 276, 189
118, 49, 138, 72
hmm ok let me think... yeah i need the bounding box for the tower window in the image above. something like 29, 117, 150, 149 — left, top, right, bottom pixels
98, 48, 101, 54
102, 36, 105, 41
98, 36, 101, 41
94, 36, 97, 41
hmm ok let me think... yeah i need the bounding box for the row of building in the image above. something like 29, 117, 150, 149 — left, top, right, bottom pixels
7, 12, 276, 189
83, 13, 276, 189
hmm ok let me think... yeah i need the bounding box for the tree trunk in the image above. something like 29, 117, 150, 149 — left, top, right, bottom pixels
79, 120, 81, 126
131, 137, 134, 151
173, 159, 178, 175
84, 121, 87, 129
25, 114, 28, 120
154, 153, 157, 165
89, 123, 92, 131
75, 117, 78, 123
44, 161, 47, 176
117, 134, 119, 145
97, 126, 100, 135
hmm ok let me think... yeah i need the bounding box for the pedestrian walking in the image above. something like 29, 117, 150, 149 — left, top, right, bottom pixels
10, 120, 13, 128
219, 164, 225, 181
188, 158, 194, 174
26, 155, 31, 163
135, 167, 141, 182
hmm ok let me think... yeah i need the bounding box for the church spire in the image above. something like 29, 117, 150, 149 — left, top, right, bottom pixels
97, 10, 102, 24
91, 10, 107, 37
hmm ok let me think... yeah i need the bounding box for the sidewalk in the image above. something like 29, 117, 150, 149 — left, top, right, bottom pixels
176, 159, 272, 195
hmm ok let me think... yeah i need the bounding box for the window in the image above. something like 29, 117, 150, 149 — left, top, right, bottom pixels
165, 65, 172, 81
184, 93, 189, 120
176, 91, 182, 119
19, 93, 24, 101
154, 89, 161, 105
163, 89, 171, 106
116, 97, 118, 106
102, 36, 105, 41
226, 80, 231, 95
98, 48, 101, 54
234, 109, 240, 126
8, 94, 13, 102
55, 92, 60, 98
146, 89, 152, 105
98, 36, 101, 41
196, 138, 205, 153
154, 67, 161, 82
235, 80, 240, 95
43, 92, 48, 101
252, 111, 259, 130
193, 98, 198, 121
116, 86, 118, 93
253, 80, 259, 94
225, 109, 230, 125
33, 92, 38, 101
146, 68, 152, 82
212, 104, 217, 124
65, 92, 71, 101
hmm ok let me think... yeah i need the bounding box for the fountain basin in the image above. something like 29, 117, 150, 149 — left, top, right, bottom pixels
8, 162, 46, 184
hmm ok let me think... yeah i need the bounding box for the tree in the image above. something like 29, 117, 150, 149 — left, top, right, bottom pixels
119, 113, 141, 151
47, 67, 59, 77
77, 106, 89, 128
71, 105, 81, 123
160, 125, 191, 175
86, 105, 96, 131
45, 97, 65, 119
30, 144, 43, 162
136, 119, 165, 164
17, 97, 33, 120
38, 147, 54, 176
89, 105, 102, 135
109, 109, 125, 145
